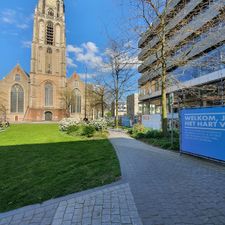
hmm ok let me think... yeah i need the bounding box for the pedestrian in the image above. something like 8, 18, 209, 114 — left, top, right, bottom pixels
5, 121, 10, 128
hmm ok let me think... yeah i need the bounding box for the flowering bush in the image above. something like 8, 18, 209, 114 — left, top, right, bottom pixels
59, 118, 80, 131
59, 117, 110, 137
133, 124, 147, 134
105, 117, 115, 127
89, 118, 108, 131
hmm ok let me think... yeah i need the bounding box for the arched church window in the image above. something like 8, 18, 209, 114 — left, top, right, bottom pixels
46, 21, 54, 45
11, 84, 24, 113
45, 83, 53, 106
15, 74, 21, 81
71, 89, 81, 113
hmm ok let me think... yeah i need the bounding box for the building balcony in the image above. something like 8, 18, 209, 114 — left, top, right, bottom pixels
138, 0, 224, 74
139, 68, 225, 102
138, 0, 182, 48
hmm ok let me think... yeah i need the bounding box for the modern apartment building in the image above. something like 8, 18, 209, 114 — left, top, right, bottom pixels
138, 0, 225, 114
111, 101, 127, 117
127, 94, 142, 119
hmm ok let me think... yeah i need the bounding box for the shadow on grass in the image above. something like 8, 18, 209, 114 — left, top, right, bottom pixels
0, 139, 121, 212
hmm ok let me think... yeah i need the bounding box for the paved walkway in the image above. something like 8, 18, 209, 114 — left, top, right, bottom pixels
0, 183, 142, 225
109, 130, 225, 225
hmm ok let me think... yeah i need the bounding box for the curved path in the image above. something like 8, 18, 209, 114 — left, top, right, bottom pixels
109, 130, 225, 225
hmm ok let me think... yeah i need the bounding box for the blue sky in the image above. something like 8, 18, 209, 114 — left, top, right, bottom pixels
0, 0, 135, 80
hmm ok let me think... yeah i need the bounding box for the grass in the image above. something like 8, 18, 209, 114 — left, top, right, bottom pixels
0, 124, 121, 212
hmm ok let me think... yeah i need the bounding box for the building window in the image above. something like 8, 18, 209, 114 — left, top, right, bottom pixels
46, 21, 54, 45
15, 74, 21, 81
57, 1, 60, 17
46, 47, 52, 74
11, 84, 24, 113
71, 89, 81, 113
48, 8, 54, 17
45, 83, 53, 106
73, 81, 79, 87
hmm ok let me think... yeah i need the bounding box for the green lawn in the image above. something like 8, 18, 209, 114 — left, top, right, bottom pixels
0, 124, 121, 212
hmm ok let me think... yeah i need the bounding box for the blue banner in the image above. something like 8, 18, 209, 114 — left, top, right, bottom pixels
180, 107, 225, 162
121, 116, 131, 127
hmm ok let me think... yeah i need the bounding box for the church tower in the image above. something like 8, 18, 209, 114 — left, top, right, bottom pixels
26, 0, 67, 121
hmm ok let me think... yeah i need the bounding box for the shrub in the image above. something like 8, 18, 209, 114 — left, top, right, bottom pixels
133, 124, 147, 134
127, 128, 133, 135
135, 132, 146, 139
81, 125, 95, 137
145, 130, 164, 139
59, 117, 111, 138
105, 117, 115, 127
59, 118, 79, 131
90, 118, 108, 131
66, 125, 80, 134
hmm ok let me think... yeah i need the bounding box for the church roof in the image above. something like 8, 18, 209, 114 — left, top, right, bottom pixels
15, 64, 30, 77
68, 72, 81, 81
3, 64, 30, 80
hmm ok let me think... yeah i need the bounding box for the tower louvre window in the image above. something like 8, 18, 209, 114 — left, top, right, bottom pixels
46, 21, 54, 45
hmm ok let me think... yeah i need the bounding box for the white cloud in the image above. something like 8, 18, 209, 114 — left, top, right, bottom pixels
66, 41, 140, 75
67, 45, 83, 54
1, 9, 16, 24
83, 42, 98, 53
79, 73, 96, 80
17, 23, 29, 29
22, 41, 32, 48
0, 9, 32, 31
67, 57, 77, 68
67, 42, 105, 70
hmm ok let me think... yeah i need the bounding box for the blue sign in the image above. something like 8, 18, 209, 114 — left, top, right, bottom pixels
121, 116, 131, 127
180, 106, 225, 162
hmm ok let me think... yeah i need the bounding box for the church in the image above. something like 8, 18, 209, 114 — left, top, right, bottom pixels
0, 0, 86, 122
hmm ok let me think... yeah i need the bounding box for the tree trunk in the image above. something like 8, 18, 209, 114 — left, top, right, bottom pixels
161, 66, 167, 136
101, 95, 104, 118
115, 90, 119, 129
115, 70, 119, 129
160, 16, 168, 136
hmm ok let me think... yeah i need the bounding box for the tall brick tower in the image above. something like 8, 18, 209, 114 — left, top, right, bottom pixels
26, 0, 67, 121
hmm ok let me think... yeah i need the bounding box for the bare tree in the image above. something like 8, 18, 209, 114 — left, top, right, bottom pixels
60, 86, 76, 118
101, 39, 139, 128
0, 91, 7, 122
87, 84, 110, 118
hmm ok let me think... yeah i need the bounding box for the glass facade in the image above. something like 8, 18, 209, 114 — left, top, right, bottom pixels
170, 44, 225, 82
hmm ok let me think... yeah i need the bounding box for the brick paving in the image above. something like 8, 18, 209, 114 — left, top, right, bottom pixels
0, 183, 142, 225
109, 130, 225, 225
